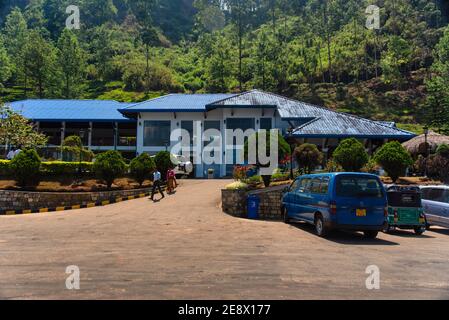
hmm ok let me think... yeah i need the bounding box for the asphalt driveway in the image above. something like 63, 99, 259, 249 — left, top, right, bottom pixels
0, 179, 448, 299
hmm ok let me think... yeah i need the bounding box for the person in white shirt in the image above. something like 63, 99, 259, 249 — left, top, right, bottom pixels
6, 148, 15, 160
151, 169, 165, 201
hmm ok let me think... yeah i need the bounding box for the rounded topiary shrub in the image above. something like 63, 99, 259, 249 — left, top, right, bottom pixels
333, 138, 369, 172
154, 151, 175, 180
129, 153, 156, 186
10, 149, 41, 187
93, 151, 126, 188
374, 141, 413, 183
294, 143, 323, 174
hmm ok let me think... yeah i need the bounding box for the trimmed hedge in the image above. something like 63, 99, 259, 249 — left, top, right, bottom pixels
41, 161, 94, 175
0, 160, 94, 176
0, 160, 11, 176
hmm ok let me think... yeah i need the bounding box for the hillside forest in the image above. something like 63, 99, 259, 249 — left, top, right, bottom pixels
1, 0, 449, 133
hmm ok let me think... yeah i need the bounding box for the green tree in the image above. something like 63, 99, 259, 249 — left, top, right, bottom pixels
0, 104, 48, 150
0, 35, 12, 87
93, 151, 126, 189
2, 7, 28, 95
205, 33, 235, 92
57, 29, 86, 98
381, 36, 412, 88
129, 153, 156, 186
294, 143, 323, 174
23, 30, 59, 97
374, 141, 413, 183
10, 148, 41, 187
333, 138, 369, 172
154, 151, 175, 180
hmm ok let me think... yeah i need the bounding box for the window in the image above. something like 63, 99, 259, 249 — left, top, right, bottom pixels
144, 121, 171, 147
336, 175, 383, 198
299, 178, 311, 192
310, 178, 322, 194
423, 188, 449, 203
289, 179, 301, 192
260, 118, 272, 130
320, 177, 330, 194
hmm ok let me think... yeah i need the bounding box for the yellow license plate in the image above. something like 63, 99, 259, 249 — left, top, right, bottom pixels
356, 209, 367, 217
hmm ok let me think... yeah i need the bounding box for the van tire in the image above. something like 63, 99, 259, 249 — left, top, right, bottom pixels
282, 206, 290, 224
363, 231, 379, 239
314, 214, 327, 237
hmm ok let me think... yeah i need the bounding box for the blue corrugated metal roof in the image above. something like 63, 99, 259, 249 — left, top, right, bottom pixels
292, 115, 415, 139
209, 90, 415, 139
7, 99, 133, 122
120, 94, 236, 113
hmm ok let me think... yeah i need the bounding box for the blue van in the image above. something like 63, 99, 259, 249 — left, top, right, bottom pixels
281, 173, 388, 238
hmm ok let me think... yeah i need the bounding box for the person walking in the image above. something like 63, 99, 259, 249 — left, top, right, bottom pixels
166, 168, 177, 194
151, 169, 165, 201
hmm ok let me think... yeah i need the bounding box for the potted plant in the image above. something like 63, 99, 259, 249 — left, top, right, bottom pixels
208, 168, 215, 179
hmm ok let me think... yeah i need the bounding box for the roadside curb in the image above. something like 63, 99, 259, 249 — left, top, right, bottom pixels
0, 191, 157, 216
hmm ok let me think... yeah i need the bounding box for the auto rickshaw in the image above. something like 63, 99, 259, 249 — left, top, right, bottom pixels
383, 185, 427, 235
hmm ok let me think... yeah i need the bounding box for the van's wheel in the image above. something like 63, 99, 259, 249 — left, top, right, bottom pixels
363, 231, 379, 239
314, 214, 327, 237
414, 226, 426, 235
282, 206, 290, 224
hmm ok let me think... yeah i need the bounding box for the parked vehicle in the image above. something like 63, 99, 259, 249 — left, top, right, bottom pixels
420, 185, 449, 229
384, 186, 426, 235
281, 173, 387, 239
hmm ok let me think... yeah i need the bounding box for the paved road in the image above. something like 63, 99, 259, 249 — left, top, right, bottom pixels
0, 179, 449, 300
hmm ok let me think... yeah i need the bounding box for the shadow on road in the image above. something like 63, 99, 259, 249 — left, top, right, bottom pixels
384, 229, 435, 239
427, 227, 449, 236
290, 222, 400, 246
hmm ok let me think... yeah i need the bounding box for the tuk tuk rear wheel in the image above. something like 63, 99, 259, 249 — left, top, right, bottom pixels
383, 224, 394, 233
414, 226, 426, 235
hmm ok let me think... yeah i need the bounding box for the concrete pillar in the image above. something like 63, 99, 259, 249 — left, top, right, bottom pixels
114, 122, 118, 151
88, 122, 93, 150
60, 122, 66, 146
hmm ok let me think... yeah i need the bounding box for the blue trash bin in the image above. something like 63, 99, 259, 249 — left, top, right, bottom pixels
247, 195, 260, 219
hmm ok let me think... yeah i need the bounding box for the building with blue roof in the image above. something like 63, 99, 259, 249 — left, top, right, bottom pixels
6, 90, 415, 177
7, 99, 137, 158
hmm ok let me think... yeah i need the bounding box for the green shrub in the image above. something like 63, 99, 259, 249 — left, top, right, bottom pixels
61, 135, 94, 162
0, 160, 10, 176
272, 172, 290, 182
225, 181, 248, 190
93, 151, 126, 188
437, 144, 449, 157
294, 143, 323, 174
10, 149, 41, 187
129, 153, 156, 186
245, 175, 262, 186
41, 161, 93, 176
374, 141, 413, 183
333, 138, 369, 172
154, 151, 175, 179
325, 158, 343, 173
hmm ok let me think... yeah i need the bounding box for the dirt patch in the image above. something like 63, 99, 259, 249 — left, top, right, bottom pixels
0, 177, 153, 192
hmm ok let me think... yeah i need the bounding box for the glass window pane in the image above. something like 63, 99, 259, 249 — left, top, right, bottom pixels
260, 118, 272, 130
144, 121, 171, 147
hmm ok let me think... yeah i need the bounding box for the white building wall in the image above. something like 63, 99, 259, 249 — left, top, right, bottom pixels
136, 108, 283, 178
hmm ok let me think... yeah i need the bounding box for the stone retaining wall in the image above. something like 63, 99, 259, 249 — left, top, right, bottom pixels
222, 185, 285, 220
0, 188, 152, 213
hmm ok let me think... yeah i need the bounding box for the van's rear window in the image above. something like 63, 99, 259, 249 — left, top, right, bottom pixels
336, 176, 384, 198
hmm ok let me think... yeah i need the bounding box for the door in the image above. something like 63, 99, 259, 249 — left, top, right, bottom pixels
295, 178, 313, 221
300, 177, 323, 222
284, 179, 301, 217
422, 188, 445, 225
334, 175, 386, 227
